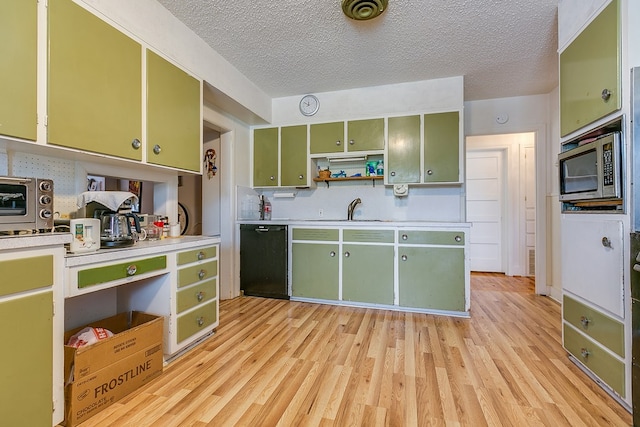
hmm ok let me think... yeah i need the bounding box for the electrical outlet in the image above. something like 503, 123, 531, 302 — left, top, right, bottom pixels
318, 208, 324, 218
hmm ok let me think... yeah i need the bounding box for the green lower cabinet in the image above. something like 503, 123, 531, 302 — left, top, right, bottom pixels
292, 242, 339, 300
398, 246, 465, 311
0, 291, 53, 426
563, 323, 625, 397
342, 244, 394, 304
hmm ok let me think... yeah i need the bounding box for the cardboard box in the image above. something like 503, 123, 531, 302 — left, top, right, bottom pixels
63, 312, 164, 426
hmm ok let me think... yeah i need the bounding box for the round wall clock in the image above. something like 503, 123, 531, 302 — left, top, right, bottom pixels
177, 202, 189, 235
299, 94, 319, 116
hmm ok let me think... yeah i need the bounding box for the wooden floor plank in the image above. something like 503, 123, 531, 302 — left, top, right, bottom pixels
70, 272, 632, 426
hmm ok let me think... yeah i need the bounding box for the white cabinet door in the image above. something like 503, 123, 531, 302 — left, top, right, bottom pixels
561, 218, 624, 317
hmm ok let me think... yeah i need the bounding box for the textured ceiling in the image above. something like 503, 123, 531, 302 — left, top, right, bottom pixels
156, 0, 559, 101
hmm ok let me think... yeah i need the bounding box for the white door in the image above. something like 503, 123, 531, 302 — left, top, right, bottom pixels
466, 150, 504, 272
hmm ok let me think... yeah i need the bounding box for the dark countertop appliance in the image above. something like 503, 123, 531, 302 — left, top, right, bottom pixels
240, 224, 288, 299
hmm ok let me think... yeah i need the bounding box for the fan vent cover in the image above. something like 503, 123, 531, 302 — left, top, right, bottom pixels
342, 0, 388, 20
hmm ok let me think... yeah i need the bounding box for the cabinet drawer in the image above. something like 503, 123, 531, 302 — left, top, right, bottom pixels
176, 278, 217, 314
398, 230, 464, 245
563, 295, 624, 357
292, 228, 339, 241
178, 260, 217, 288
77, 255, 166, 289
0, 255, 53, 297
177, 245, 217, 266
177, 300, 217, 343
343, 229, 394, 243
563, 323, 625, 397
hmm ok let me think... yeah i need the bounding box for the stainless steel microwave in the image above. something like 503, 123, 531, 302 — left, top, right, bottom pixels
558, 132, 622, 202
0, 176, 54, 231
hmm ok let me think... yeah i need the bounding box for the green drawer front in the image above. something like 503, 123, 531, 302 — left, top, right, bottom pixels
563, 295, 624, 357
0, 255, 53, 296
398, 230, 464, 245
177, 300, 217, 343
343, 229, 395, 243
177, 245, 217, 265
563, 323, 625, 397
177, 278, 217, 314
178, 260, 218, 288
77, 256, 166, 289
292, 228, 339, 241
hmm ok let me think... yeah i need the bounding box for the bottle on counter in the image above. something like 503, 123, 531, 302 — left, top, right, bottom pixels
263, 198, 272, 221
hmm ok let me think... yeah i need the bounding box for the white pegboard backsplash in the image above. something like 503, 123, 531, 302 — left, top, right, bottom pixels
12, 152, 78, 216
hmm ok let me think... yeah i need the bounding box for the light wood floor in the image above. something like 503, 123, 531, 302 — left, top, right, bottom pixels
77, 273, 632, 426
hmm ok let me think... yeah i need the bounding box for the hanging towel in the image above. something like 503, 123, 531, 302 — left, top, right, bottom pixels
77, 191, 138, 212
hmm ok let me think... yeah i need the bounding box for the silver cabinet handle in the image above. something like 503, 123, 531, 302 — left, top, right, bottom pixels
580, 348, 590, 358
390, 171, 396, 177
601, 88, 612, 101
330, 251, 336, 257
349, 139, 355, 145
269, 176, 275, 181
580, 316, 590, 328
344, 251, 350, 257
426, 169, 433, 175
401, 254, 407, 261
197, 251, 206, 260
196, 291, 205, 302
131, 138, 141, 149
197, 317, 205, 327
336, 140, 342, 146
198, 269, 206, 280
402, 234, 408, 240
455, 235, 462, 242
126, 265, 137, 276
601, 237, 611, 248
153, 144, 162, 155
298, 174, 304, 180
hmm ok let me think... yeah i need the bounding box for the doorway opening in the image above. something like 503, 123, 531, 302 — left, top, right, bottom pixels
466, 132, 535, 277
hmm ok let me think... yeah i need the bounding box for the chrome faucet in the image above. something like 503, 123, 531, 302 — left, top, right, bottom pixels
347, 198, 361, 220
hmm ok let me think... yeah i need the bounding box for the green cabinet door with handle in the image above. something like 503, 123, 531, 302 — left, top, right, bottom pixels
48, 0, 142, 160
342, 244, 394, 304
281, 125, 308, 187
423, 112, 460, 183
398, 246, 465, 311
253, 127, 279, 187
0, 0, 37, 141
292, 242, 339, 300
310, 122, 344, 154
560, 0, 620, 137
347, 118, 384, 152
147, 50, 201, 172
387, 115, 421, 184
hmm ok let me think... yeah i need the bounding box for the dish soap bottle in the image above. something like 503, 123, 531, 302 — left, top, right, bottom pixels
263, 197, 272, 220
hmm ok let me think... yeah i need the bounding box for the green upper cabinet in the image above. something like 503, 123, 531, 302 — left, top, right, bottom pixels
281, 125, 308, 187
387, 115, 421, 184
0, 0, 37, 141
423, 111, 460, 183
310, 121, 344, 154
347, 118, 384, 152
253, 127, 279, 187
48, 0, 142, 160
147, 50, 202, 172
560, 0, 620, 137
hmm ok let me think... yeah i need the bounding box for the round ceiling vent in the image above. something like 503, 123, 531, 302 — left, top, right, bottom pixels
342, 0, 388, 20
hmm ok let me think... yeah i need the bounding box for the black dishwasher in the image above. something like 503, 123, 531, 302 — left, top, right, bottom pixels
240, 224, 289, 299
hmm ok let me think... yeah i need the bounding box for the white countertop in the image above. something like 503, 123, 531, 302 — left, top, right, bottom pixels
0, 232, 72, 251
65, 235, 221, 267
237, 219, 471, 228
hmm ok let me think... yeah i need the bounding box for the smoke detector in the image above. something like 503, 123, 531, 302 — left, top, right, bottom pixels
342, 0, 388, 20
